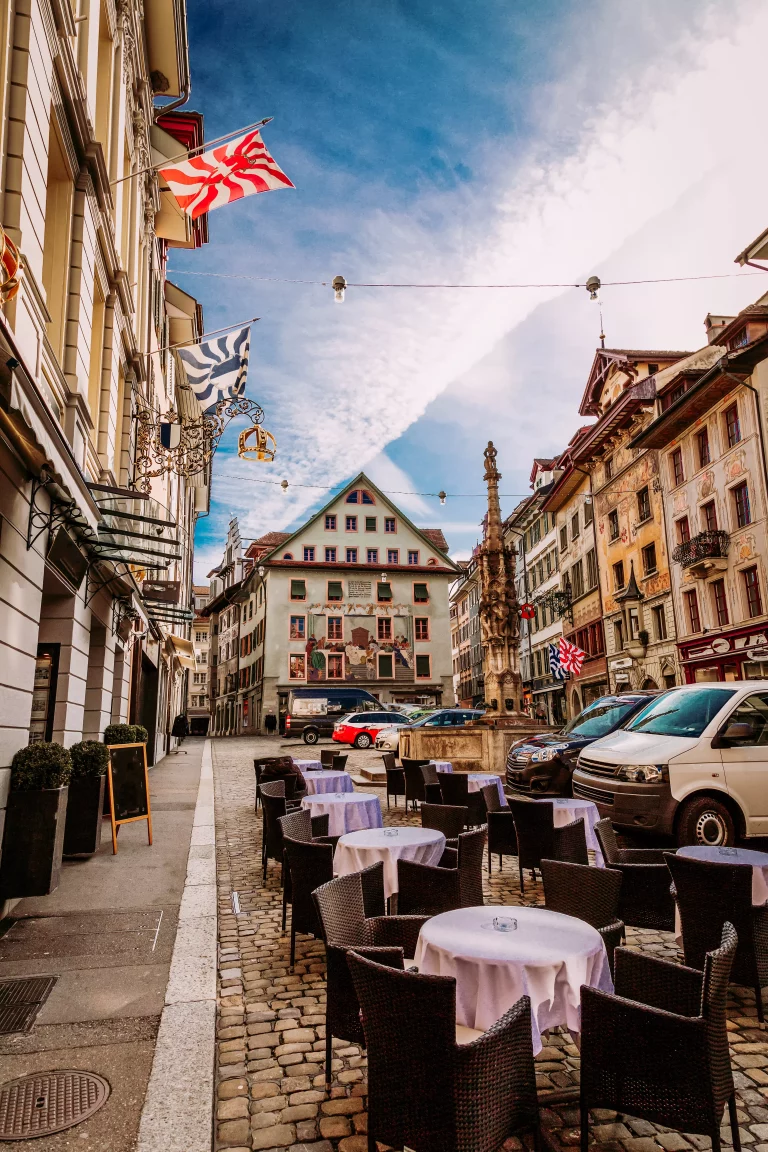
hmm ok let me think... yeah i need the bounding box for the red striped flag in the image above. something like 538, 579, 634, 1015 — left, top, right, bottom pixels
558, 636, 586, 675
159, 127, 294, 219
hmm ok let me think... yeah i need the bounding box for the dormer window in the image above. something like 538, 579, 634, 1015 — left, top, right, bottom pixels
346, 489, 375, 505
729, 327, 749, 350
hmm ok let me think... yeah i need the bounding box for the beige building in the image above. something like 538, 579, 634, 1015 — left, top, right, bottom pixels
0, 0, 209, 843
188, 584, 210, 733
450, 555, 483, 707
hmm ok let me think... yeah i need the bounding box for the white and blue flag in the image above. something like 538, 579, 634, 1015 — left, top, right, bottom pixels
549, 643, 567, 681
176, 325, 250, 413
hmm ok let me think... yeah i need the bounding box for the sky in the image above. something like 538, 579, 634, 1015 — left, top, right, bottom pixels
172, 0, 768, 581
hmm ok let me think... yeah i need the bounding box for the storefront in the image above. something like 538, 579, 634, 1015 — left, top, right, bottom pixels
679, 624, 768, 684
531, 681, 568, 727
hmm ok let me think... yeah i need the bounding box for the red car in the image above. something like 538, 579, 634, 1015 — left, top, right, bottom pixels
332, 711, 412, 749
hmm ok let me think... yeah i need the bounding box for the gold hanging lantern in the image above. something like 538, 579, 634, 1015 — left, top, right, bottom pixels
238, 424, 277, 462
0, 225, 21, 302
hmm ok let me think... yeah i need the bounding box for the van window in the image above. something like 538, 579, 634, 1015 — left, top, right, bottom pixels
721, 694, 768, 746
563, 698, 643, 738
626, 688, 735, 738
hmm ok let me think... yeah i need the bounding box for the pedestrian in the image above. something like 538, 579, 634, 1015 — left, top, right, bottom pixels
171, 713, 189, 742
264, 711, 277, 736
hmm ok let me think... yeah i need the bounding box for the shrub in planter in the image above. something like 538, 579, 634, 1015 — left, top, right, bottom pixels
0, 742, 71, 898
104, 723, 148, 746
64, 741, 108, 857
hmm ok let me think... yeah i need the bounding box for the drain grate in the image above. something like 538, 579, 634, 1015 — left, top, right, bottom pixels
0, 1070, 110, 1139
0, 978, 56, 1035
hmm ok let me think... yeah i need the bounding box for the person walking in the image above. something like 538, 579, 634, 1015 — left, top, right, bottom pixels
264, 711, 277, 736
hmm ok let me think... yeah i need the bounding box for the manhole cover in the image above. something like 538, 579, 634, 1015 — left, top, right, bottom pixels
0, 1071, 110, 1139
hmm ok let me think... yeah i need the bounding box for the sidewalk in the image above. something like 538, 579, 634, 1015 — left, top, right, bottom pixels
0, 737, 210, 1151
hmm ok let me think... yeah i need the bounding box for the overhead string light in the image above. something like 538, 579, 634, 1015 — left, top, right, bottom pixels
219, 473, 533, 500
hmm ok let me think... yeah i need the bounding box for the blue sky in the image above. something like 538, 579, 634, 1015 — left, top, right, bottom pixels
171, 0, 768, 579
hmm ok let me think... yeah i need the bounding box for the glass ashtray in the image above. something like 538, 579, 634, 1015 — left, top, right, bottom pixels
718, 847, 738, 856
383, 829, 399, 838
482, 917, 517, 932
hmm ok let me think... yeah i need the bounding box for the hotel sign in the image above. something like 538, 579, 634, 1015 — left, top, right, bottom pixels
683, 629, 768, 663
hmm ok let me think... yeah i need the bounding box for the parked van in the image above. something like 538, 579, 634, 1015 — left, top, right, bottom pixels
284, 687, 380, 744
572, 682, 768, 846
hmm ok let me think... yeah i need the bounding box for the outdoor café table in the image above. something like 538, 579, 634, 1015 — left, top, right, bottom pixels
674, 844, 768, 941
434, 763, 506, 807
302, 769, 353, 795
413, 904, 613, 1052
293, 758, 322, 773
334, 826, 446, 900
301, 791, 383, 837
534, 797, 604, 867
430, 760, 453, 772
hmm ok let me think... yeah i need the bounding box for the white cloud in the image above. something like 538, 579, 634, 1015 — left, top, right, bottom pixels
360, 452, 432, 519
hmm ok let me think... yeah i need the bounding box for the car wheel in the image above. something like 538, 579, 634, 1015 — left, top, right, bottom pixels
303, 729, 319, 745
676, 795, 736, 847
354, 732, 372, 749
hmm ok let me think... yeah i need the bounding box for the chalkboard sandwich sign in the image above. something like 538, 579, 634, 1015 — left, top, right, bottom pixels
106, 742, 153, 855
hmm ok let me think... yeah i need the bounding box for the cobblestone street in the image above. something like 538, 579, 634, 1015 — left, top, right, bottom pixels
211, 737, 768, 1152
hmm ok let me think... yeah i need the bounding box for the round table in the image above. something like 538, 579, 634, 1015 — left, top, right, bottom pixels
535, 798, 604, 866
334, 827, 446, 900
302, 770, 353, 796
675, 845, 768, 941
413, 904, 613, 1051
301, 792, 383, 837
430, 760, 453, 772
293, 758, 322, 773
435, 764, 506, 806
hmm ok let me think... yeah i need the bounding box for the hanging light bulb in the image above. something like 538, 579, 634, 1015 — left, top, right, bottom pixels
332, 275, 347, 303
280, 479, 289, 493
586, 275, 601, 301
438, 490, 447, 506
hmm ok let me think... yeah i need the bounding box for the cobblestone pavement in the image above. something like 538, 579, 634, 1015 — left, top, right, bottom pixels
212, 736, 768, 1152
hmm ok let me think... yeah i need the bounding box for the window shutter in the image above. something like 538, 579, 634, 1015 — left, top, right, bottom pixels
416, 654, 431, 678
290, 579, 306, 600
378, 654, 393, 677
414, 582, 429, 602
377, 582, 392, 601
327, 581, 343, 601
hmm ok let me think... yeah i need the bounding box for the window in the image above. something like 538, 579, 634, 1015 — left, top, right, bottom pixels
325, 546, 337, 563
42, 120, 75, 360
637, 487, 651, 523
327, 653, 344, 680
283, 553, 293, 560
571, 512, 580, 540
345, 515, 357, 532
325, 514, 337, 530
743, 566, 763, 618
385, 517, 396, 533
387, 549, 399, 564
327, 580, 343, 601
608, 510, 619, 541
328, 616, 343, 640
290, 579, 306, 601
303, 546, 315, 562
408, 550, 419, 565
613, 561, 625, 591
289, 654, 306, 679
586, 549, 598, 589
614, 618, 624, 650
648, 363, 658, 376
415, 617, 430, 641
289, 615, 305, 640
605, 458, 613, 480
676, 516, 690, 545
696, 428, 711, 468
367, 548, 379, 564
365, 517, 377, 532
346, 547, 358, 563
651, 604, 667, 641
535, 649, 543, 677
377, 581, 393, 602
670, 448, 684, 487
559, 525, 568, 552
195, 631, 205, 643
377, 616, 392, 641
346, 489, 375, 504
725, 404, 741, 448
414, 582, 429, 603
685, 589, 702, 634
571, 559, 584, 599
701, 501, 717, 532
378, 652, 394, 678
733, 481, 751, 528
416, 654, 431, 679
711, 579, 729, 627
642, 542, 657, 575
584, 501, 594, 527
721, 693, 768, 747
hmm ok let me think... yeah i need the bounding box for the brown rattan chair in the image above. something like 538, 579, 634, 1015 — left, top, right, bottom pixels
277, 808, 337, 931
402, 758, 428, 809
439, 772, 486, 827
347, 949, 541, 1152
320, 749, 336, 768
540, 858, 624, 975
509, 799, 588, 893
420, 762, 444, 804
312, 864, 429, 1087
421, 803, 469, 846
282, 835, 334, 967
385, 763, 406, 808
253, 758, 263, 812
260, 781, 288, 880
486, 805, 518, 875
332, 752, 348, 771
665, 851, 768, 1022
594, 819, 675, 932
397, 826, 486, 915
580, 923, 739, 1152
481, 782, 508, 812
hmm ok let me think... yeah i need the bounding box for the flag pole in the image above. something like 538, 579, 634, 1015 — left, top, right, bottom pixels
142, 316, 260, 358
111, 118, 274, 187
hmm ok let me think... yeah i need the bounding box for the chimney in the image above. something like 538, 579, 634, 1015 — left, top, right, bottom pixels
704, 314, 735, 345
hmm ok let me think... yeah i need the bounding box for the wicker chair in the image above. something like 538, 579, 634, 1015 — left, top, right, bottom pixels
580, 923, 739, 1152
540, 858, 624, 975
312, 865, 429, 1087
421, 762, 444, 804
486, 805, 518, 875
594, 819, 675, 932
385, 763, 406, 808
320, 749, 336, 768
509, 799, 588, 893
332, 752, 348, 771
397, 826, 486, 915
481, 782, 508, 812
253, 758, 263, 812
260, 782, 289, 880
282, 835, 334, 967
347, 950, 541, 1152
278, 808, 337, 931
666, 852, 768, 1022
440, 772, 486, 827
421, 803, 469, 846
402, 759, 428, 810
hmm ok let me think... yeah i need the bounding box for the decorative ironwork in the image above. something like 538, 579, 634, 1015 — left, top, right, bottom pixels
534, 585, 574, 625
112, 597, 138, 637
672, 530, 730, 568
134, 395, 266, 493
26, 472, 83, 551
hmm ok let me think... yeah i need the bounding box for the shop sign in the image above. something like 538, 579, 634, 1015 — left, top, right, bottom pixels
615, 673, 630, 683
684, 630, 768, 663
143, 579, 181, 604
610, 657, 633, 670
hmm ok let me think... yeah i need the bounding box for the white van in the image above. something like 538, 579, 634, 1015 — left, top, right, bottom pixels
572, 682, 768, 846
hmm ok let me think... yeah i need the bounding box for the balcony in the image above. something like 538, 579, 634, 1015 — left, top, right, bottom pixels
672, 530, 730, 577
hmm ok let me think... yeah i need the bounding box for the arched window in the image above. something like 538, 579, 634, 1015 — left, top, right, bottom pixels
346, 489, 375, 505
283, 552, 293, 560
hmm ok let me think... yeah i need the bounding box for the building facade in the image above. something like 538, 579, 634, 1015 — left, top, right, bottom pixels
204, 517, 251, 736
450, 554, 483, 707
188, 584, 210, 733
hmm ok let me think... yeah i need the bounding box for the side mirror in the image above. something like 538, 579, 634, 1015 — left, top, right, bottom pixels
712, 721, 754, 748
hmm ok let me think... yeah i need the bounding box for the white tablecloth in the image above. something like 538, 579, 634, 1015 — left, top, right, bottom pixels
334, 827, 446, 899
430, 760, 453, 772
535, 798, 603, 867
302, 770, 353, 795
413, 904, 613, 1052
293, 758, 322, 773
675, 845, 768, 940
301, 792, 383, 836
435, 764, 506, 807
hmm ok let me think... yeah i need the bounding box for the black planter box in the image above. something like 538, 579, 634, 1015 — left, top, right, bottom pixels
0, 786, 68, 898
64, 775, 106, 857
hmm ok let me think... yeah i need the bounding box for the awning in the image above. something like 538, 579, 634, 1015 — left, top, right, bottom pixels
168, 634, 196, 671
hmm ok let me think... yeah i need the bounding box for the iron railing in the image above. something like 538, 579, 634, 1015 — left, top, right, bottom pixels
672, 530, 730, 568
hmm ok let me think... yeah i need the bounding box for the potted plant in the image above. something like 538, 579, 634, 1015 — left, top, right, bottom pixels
0, 742, 71, 898
64, 741, 108, 856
